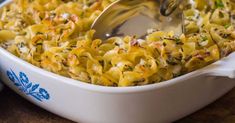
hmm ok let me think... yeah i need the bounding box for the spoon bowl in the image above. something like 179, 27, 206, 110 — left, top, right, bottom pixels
91, 0, 183, 40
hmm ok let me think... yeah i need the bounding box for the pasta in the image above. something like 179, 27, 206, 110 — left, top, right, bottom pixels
0, 0, 235, 87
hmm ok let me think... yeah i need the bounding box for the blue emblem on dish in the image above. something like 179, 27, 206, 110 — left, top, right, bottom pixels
6, 69, 50, 101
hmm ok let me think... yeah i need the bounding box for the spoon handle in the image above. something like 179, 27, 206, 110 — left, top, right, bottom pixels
160, 0, 181, 16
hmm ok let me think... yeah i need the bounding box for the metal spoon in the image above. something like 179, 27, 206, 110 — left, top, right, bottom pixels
91, 0, 183, 40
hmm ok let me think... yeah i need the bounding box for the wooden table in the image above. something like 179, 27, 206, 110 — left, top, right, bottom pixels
0, 86, 235, 123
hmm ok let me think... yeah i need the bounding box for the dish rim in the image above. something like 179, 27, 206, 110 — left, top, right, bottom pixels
0, 47, 208, 93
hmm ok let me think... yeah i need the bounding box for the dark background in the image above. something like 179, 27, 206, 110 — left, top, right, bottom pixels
0, 85, 235, 123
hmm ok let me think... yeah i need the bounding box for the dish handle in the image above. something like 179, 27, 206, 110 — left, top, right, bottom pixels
203, 53, 235, 79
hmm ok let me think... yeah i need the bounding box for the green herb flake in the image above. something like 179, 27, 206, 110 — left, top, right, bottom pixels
175, 38, 184, 45
224, 24, 231, 29
215, 0, 224, 8
202, 36, 208, 41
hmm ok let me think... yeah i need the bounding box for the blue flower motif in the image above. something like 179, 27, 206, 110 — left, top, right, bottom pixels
6, 69, 50, 102
7, 70, 15, 82
19, 72, 29, 84
39, 88, 50, 100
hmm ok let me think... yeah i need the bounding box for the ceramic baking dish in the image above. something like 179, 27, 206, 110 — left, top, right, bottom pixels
1, 0, 235, 123
1, 45, 235, 123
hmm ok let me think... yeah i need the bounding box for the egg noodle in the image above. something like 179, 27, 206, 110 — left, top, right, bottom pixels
0, 0, 235, 86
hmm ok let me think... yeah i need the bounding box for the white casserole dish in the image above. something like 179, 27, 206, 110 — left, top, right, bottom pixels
1, 47, 235, 123
1, 0, 235, 123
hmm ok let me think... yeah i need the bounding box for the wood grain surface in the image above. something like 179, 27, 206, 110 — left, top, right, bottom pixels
0, 85, 235, 123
